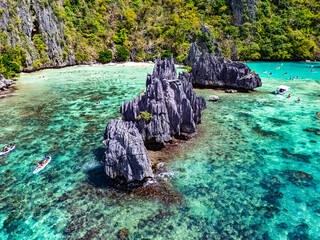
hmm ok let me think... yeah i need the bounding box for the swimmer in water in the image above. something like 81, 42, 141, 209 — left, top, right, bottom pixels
288, 94, 291, 98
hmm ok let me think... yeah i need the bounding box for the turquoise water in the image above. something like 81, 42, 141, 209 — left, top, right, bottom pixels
0, 62, 319, 239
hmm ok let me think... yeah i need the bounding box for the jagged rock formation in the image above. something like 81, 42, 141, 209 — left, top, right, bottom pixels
0, 0, 75, 71
103, 118, 153, 182
120, 56, 206, 144
0, 75, 14, 91
227, 0, 258, 26
186, 25, 262, 90
103, 57, 206, 182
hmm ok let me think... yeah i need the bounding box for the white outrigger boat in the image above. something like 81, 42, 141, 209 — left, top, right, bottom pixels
275, 85, 290, 95
33, 156, 51, 174
0, 145, 15, 156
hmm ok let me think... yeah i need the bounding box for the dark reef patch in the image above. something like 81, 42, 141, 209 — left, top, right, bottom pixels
283, 170, 313, 186
252, 126, 279, 138
267, 117, 290, 126
281, 148, 312, 163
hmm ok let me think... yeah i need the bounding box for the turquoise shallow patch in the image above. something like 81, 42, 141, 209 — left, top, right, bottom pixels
0, 62, 320, 239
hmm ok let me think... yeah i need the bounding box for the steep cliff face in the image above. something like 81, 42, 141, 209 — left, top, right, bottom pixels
0, 0, 74, 71
103, 118, 153, 182
227, 0, 258, 26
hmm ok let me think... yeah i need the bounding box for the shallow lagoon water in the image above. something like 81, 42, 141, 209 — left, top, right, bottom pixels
0, 62, 319, 239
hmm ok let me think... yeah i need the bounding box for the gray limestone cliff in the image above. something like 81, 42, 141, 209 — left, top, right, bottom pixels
103, 118, 153, 182
186, 25, 262, 90
0, 0, 75, 71
227, 0, 258, 26
120, 56, 206, 144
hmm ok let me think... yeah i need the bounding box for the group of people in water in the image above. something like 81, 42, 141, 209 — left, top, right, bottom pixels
286, 94, 301, 102
1, 144, 14, 153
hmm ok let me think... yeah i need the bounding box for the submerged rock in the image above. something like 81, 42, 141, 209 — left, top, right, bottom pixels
103, 118, 153, 182
118, 228, 129, 240
225, 89, 238, 93
0, 75, 15, 91
209, 95, 219, 102
186, 25, 262, 90
121, 56, 206, 144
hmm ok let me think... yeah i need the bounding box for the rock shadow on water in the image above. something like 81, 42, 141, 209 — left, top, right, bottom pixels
92, 147, 105, 161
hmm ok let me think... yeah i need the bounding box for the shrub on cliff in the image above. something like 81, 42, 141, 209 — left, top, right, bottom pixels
99, 50, 113, 63
116, 46, 130, 62
137, 111, 152, 122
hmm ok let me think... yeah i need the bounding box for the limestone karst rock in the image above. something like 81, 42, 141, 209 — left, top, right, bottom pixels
186, 25, 262, 90
103, 118, 153, 182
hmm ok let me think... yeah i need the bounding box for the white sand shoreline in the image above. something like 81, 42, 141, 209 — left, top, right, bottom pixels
20, 61, 185, 76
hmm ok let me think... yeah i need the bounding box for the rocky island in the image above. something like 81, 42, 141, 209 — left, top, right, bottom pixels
186, 25, 262, 91
0, 75, 15, 93
103, 56, 206, 182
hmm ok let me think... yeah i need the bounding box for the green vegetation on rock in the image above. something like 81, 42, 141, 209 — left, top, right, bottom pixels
137, 111, 152, 122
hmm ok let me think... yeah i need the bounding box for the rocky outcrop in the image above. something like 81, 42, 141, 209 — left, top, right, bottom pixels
120, 56, 206, 144
103, 57, 206, 182
227, 0, 258, 26
186, 25, 262, 90
0, 75, 15, 91
103, 118, 153, 182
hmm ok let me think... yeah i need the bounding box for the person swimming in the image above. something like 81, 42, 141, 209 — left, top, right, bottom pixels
297, 98, 301, 102
288, 94, 291, 98
317, 112, 320, 118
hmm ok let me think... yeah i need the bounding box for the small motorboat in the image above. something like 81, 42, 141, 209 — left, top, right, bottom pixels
0, 145, 15, 156
275, 85, 290, 95
33, 156, 51, 174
